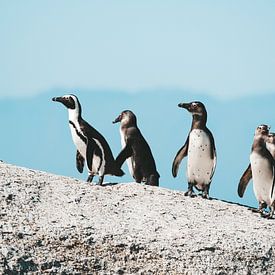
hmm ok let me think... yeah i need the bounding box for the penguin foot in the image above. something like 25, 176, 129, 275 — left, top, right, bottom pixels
260, 209, 274, 219
260, 211, 267, 217
260, 212, 273, 219
184, 190, 196, 198
202, 192, 210, 199
97, 176, 104, 186
87, 175, 94, 183
252, 202, 268, 214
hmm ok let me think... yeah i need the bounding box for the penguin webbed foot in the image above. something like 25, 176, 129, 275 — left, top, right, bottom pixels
260, 211, 274, 219
184, 183, 196, 198
87, 175, 94, 183
201, 192, 210, 200
260, 205, 274, 219
252, 202, 267, 215
199, 185, 210, 199
97, 176, 104, 186
184, 190, 196, 198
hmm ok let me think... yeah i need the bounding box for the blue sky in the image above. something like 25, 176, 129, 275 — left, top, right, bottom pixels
1, 1, 275, 99
1, 1, 275, 208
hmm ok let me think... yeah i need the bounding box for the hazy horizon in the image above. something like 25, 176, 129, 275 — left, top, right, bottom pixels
1, 1, 275, 210
1, 90, 275, 210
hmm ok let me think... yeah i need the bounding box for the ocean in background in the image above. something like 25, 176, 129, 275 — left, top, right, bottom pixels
1, 89, 274, 208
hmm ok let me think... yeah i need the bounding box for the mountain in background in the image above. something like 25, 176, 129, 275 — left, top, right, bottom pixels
1, 89, 274, 208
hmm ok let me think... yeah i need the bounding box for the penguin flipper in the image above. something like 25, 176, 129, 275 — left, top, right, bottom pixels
205, 128, 216, 160
115, 143, 133, 168
76, 150, 85, 173
238, 164, 252, 197
210, 145, 217, 181
271, 163, 275, 199
172, 136, 189, 178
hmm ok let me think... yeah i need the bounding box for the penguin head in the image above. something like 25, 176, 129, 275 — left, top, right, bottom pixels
113, 110, 137, 126
178, 101, 206, 116
267, 133, 275, 144
255, 124, 270, 137
52, 94, 79, 110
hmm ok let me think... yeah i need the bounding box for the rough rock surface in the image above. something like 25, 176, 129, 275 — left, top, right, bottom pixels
1, 162, 275, 274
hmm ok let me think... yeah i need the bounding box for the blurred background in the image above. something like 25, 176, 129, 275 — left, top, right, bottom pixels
1, 1, 275, 208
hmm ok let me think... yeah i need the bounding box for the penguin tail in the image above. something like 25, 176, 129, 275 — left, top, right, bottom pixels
112, 165, 125, 177
146, 173, 160, 187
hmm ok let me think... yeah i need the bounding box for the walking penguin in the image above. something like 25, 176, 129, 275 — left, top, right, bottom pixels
113, 110, 160, 186
172, 101, 216, 198
52, 94, 124, 184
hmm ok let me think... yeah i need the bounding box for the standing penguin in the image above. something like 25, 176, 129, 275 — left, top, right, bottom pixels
238, 125, 275, 218
113, 110, 160, 186
52, 94, 124, 184
266, 132, 275, 159
172, 101, 216, 199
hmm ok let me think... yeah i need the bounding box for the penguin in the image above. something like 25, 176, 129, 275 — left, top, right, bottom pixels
172, 101, 216, 199
266, 132, 275, 159
238, 124, 275, 218
52, 94, 124, 184
112, 110, 160, 186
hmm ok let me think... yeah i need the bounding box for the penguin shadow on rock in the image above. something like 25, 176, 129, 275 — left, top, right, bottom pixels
52, 94, 124, 185
172, 101, 217, 199
113, 110, 160, 187
238, 124, 275, 219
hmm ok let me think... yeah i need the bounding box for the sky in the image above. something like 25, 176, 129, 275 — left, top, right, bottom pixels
1, 1, 275, 209
1, 1, 275, 99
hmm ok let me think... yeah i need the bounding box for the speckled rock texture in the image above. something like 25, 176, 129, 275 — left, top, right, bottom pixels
1, 162, 274, 274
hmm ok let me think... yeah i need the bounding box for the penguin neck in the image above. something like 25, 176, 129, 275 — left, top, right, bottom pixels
252, 136, 267, 154
68, 104, 82, 123
191, 114, 207, 129
120, 121, 137, 130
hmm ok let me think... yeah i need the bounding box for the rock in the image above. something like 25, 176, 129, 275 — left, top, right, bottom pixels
0, 162, 275, 274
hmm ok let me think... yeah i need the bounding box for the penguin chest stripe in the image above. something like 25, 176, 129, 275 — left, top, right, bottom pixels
69, 121, 87, 143
69, 120, 104, 174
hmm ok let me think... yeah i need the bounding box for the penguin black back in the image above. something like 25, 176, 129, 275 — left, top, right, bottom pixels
113, 110, 160, 186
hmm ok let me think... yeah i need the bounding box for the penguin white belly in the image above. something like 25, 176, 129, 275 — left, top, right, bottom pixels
69, 124, 100, 175
187, 129, 213, 189
250, 152, 274, 206
69, 124, 87, 159
120, 128, 134, 177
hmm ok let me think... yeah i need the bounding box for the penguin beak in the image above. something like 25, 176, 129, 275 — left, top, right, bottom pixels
178, 103, 190, 110
112, 115, 121, 124
52, 97, 63, 103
